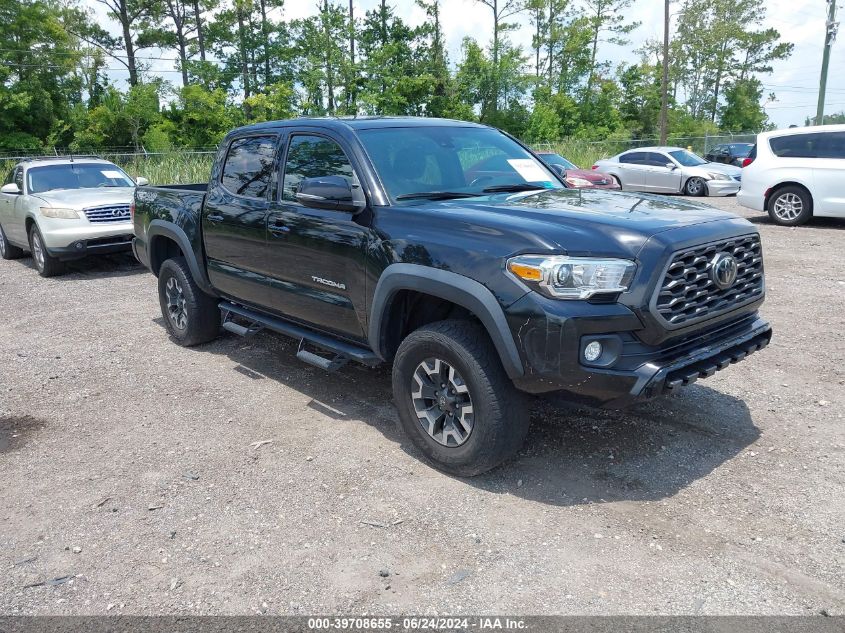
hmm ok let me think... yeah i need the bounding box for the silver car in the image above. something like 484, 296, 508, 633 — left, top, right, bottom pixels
593, 146, 742, 197
0, 157, 147, 277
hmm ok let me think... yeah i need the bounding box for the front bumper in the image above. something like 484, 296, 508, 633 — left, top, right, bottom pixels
505, 291, 771, 408
39, 218, 134, 252
704, 179, 741, 197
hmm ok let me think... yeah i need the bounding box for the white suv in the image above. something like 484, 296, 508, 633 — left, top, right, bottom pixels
0, 157, 147, 276
737, 125, 845, 226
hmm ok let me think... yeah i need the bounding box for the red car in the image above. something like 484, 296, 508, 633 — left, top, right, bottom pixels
536, 151, 621, 189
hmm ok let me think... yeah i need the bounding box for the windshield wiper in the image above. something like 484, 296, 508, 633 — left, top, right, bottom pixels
482, 184, 548, 193
396, 191, 481, 200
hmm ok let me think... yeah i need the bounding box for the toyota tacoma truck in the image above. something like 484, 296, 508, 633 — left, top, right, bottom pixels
132, 117, 772, 476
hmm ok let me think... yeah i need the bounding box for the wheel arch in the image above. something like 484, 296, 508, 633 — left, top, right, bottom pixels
147, 220, 217, 296
764, 181, 814, 212
368, 264, 524, 379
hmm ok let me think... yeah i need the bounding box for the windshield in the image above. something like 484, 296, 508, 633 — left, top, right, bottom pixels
669, 150, 708, 167
356, 126, 561, 201
27, 163, 135, 194
539, 153, 577, 170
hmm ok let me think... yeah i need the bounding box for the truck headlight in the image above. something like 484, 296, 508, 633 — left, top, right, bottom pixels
507, 255, 637, 299
40, 207, 79, 219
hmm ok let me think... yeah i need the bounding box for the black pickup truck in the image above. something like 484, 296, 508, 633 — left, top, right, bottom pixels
132, 117, 772, 475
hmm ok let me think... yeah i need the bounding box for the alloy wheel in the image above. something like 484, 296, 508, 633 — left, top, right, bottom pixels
165, 276, 189, 330
686, 178, 704, 195
0, 228, 6, 257
411, 358, 474, 447
772, 193, 803, 221
31, 231, 45, 270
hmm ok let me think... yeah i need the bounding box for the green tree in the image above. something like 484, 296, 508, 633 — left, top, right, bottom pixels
718, 78, 768, 132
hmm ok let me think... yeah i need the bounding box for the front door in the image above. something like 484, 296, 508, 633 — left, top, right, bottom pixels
644, 152, 683, 193
202, 134, 278, 308
260, 132, 370, 341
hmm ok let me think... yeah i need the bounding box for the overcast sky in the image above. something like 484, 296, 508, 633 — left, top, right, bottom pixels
94, 0, 845, 130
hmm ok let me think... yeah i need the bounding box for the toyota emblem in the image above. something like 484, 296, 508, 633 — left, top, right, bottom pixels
711, 253, 738, 289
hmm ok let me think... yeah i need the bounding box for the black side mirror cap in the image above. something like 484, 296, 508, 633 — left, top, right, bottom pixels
295, 176, 363, 213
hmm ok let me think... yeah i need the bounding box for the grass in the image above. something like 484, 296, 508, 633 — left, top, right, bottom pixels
0, 152, 215, 187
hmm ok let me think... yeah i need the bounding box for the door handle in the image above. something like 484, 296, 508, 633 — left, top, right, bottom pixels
269, 218, 290, 236
206, 214, 224, 223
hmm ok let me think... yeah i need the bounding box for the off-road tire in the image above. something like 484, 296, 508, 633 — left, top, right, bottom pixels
392, 319, 530, 477
158, 257, 220, 346
0, 224, 25, 260
28, 225, 65, 277
768, 185, 813, 226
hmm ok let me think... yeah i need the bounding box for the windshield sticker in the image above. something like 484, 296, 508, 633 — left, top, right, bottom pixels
507, 159, 550, 183
101, 170, 124, 179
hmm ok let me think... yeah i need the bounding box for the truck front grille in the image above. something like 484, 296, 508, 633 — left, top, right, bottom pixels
84, 205, 131, 223
654, 233, 764, 327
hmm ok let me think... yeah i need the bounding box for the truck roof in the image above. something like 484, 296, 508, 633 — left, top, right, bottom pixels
230, 116, 489, 137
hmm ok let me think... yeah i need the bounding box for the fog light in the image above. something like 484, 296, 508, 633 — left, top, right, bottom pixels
584, 341, 602, 362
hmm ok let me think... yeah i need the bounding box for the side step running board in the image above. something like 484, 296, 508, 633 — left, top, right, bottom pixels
219, 301, 381, 370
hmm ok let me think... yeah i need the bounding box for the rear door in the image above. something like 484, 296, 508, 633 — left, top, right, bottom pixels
813, 131, 845, 217
259, 131, 371, 340
202, 134, 279, 307
0, 168, 18, 240
616, 152, 650, 190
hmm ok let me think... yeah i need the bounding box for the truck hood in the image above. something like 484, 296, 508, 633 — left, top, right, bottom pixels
421, 188, 746, 258
34, 187, 136, 210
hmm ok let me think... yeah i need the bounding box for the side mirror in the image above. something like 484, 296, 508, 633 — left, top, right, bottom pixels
136, 176, 149, 186
296, 176, 361, 213
1, 183, 20, 194
550, 164, 567, 176
665, 162, 676, 170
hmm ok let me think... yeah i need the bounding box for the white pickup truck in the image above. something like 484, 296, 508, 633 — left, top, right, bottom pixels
0, 156, 147, 276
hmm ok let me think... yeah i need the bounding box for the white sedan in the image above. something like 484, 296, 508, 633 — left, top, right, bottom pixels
0, 157, 147, 276
593, 146, 742, 197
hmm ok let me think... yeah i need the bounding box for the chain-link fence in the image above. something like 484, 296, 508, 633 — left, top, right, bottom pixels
0, 132, 761, 183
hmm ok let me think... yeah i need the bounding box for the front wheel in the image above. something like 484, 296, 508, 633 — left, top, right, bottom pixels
768, 186, 812, 226
157, 257, 221, 346
684, 177, 707, 197
28, 225, 65, 277
392, 320, 530, 477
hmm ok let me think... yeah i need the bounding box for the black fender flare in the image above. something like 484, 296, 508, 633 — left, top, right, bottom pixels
368, 263, 524, 379
147, 220, 217, 296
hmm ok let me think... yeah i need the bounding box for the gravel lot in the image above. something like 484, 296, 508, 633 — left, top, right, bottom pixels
1, 196, 843, 616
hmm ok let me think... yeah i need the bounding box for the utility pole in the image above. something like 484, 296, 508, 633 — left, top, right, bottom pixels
816, 0, 839, 125
659, 0, 670, 144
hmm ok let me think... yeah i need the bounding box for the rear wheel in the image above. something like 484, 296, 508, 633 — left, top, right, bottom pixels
0, 224, 25, 260
768, 186, 812, 226
392, 320, 530, 477
157, 257, 221, 346
28, 225, 65, 277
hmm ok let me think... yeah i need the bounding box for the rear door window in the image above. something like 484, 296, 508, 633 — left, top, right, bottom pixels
220, 135, 278, 199
769, 133, 825, 158
619, 152, 647, 164
818, 132, 845, 159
